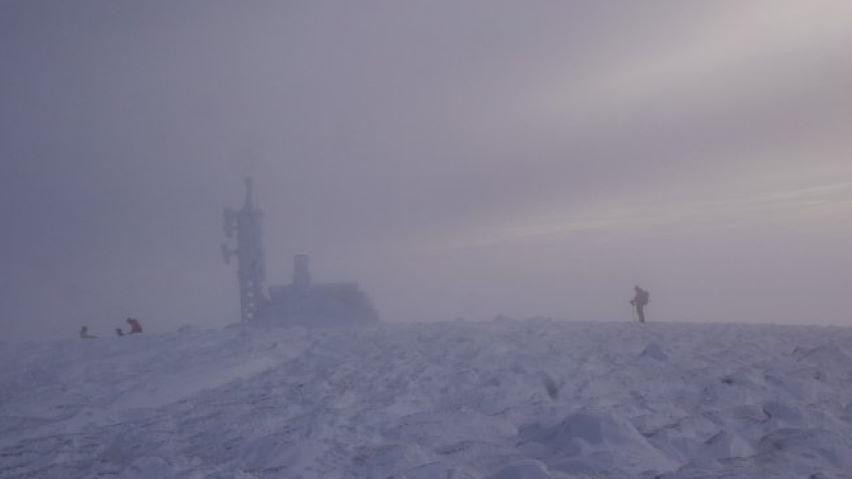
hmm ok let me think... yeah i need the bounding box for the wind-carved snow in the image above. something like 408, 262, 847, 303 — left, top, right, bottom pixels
1, 320, 852, 478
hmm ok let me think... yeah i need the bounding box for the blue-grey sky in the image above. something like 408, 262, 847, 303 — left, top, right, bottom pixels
2, 1, 852, 337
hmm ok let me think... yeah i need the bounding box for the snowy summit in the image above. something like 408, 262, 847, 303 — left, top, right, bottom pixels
2, 319, 852, 478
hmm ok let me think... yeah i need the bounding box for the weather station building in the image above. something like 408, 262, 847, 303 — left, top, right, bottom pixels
222, 179, 379, 326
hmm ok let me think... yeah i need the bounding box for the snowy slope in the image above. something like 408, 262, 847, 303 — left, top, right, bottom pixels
1, 319, 852, 478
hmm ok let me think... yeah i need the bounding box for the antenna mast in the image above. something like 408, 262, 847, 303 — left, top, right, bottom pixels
222, 178, 267, 321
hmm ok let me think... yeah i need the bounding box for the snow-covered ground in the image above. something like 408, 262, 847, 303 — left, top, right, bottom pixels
1, 319, 852, 478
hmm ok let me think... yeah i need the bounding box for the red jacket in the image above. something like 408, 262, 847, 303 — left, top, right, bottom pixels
127, 318, 143, 334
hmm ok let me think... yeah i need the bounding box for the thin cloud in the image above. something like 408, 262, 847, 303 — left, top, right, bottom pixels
430, 180, 852, 250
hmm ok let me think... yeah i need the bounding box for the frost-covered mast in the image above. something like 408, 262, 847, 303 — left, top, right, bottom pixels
222, 178, 267, 321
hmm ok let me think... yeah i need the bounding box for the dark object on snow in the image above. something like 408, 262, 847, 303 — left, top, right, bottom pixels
79, 326, 97, 339
115, 328, 125, 337
542, 374, 560, 399
630, 285, 650, 323
126, 318, 143, 334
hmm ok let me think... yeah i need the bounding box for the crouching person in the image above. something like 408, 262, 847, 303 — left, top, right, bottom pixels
126, 317, 143, 334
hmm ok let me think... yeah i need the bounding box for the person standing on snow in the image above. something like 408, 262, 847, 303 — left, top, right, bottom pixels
630, 285, 650, 323
126, 318, 143, 334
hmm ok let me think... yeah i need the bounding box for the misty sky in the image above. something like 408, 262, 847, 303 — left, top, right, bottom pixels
2, 1, 852, 338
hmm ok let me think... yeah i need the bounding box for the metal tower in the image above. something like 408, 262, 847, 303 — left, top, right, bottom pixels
222, 178, 267, 321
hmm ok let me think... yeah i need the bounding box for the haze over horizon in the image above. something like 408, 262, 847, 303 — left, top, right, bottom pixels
2, 1, 852, 338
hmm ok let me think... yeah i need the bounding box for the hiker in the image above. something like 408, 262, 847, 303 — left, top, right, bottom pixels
79, 326, 97, 339
115, 328, 125, 337
630, 285, 650, 323
126, 317, 143, 334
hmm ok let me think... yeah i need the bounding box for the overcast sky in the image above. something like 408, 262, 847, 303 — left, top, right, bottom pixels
2, 1, 852, 338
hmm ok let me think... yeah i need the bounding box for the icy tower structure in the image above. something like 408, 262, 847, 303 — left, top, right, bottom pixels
222, 179, 379, 326
222, 178, 267, 321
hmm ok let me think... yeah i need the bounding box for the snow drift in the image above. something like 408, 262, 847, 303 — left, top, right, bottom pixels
1, 319, 852, 478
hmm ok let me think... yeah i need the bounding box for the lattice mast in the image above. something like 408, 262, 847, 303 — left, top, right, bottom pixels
222, 178, 267, 321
